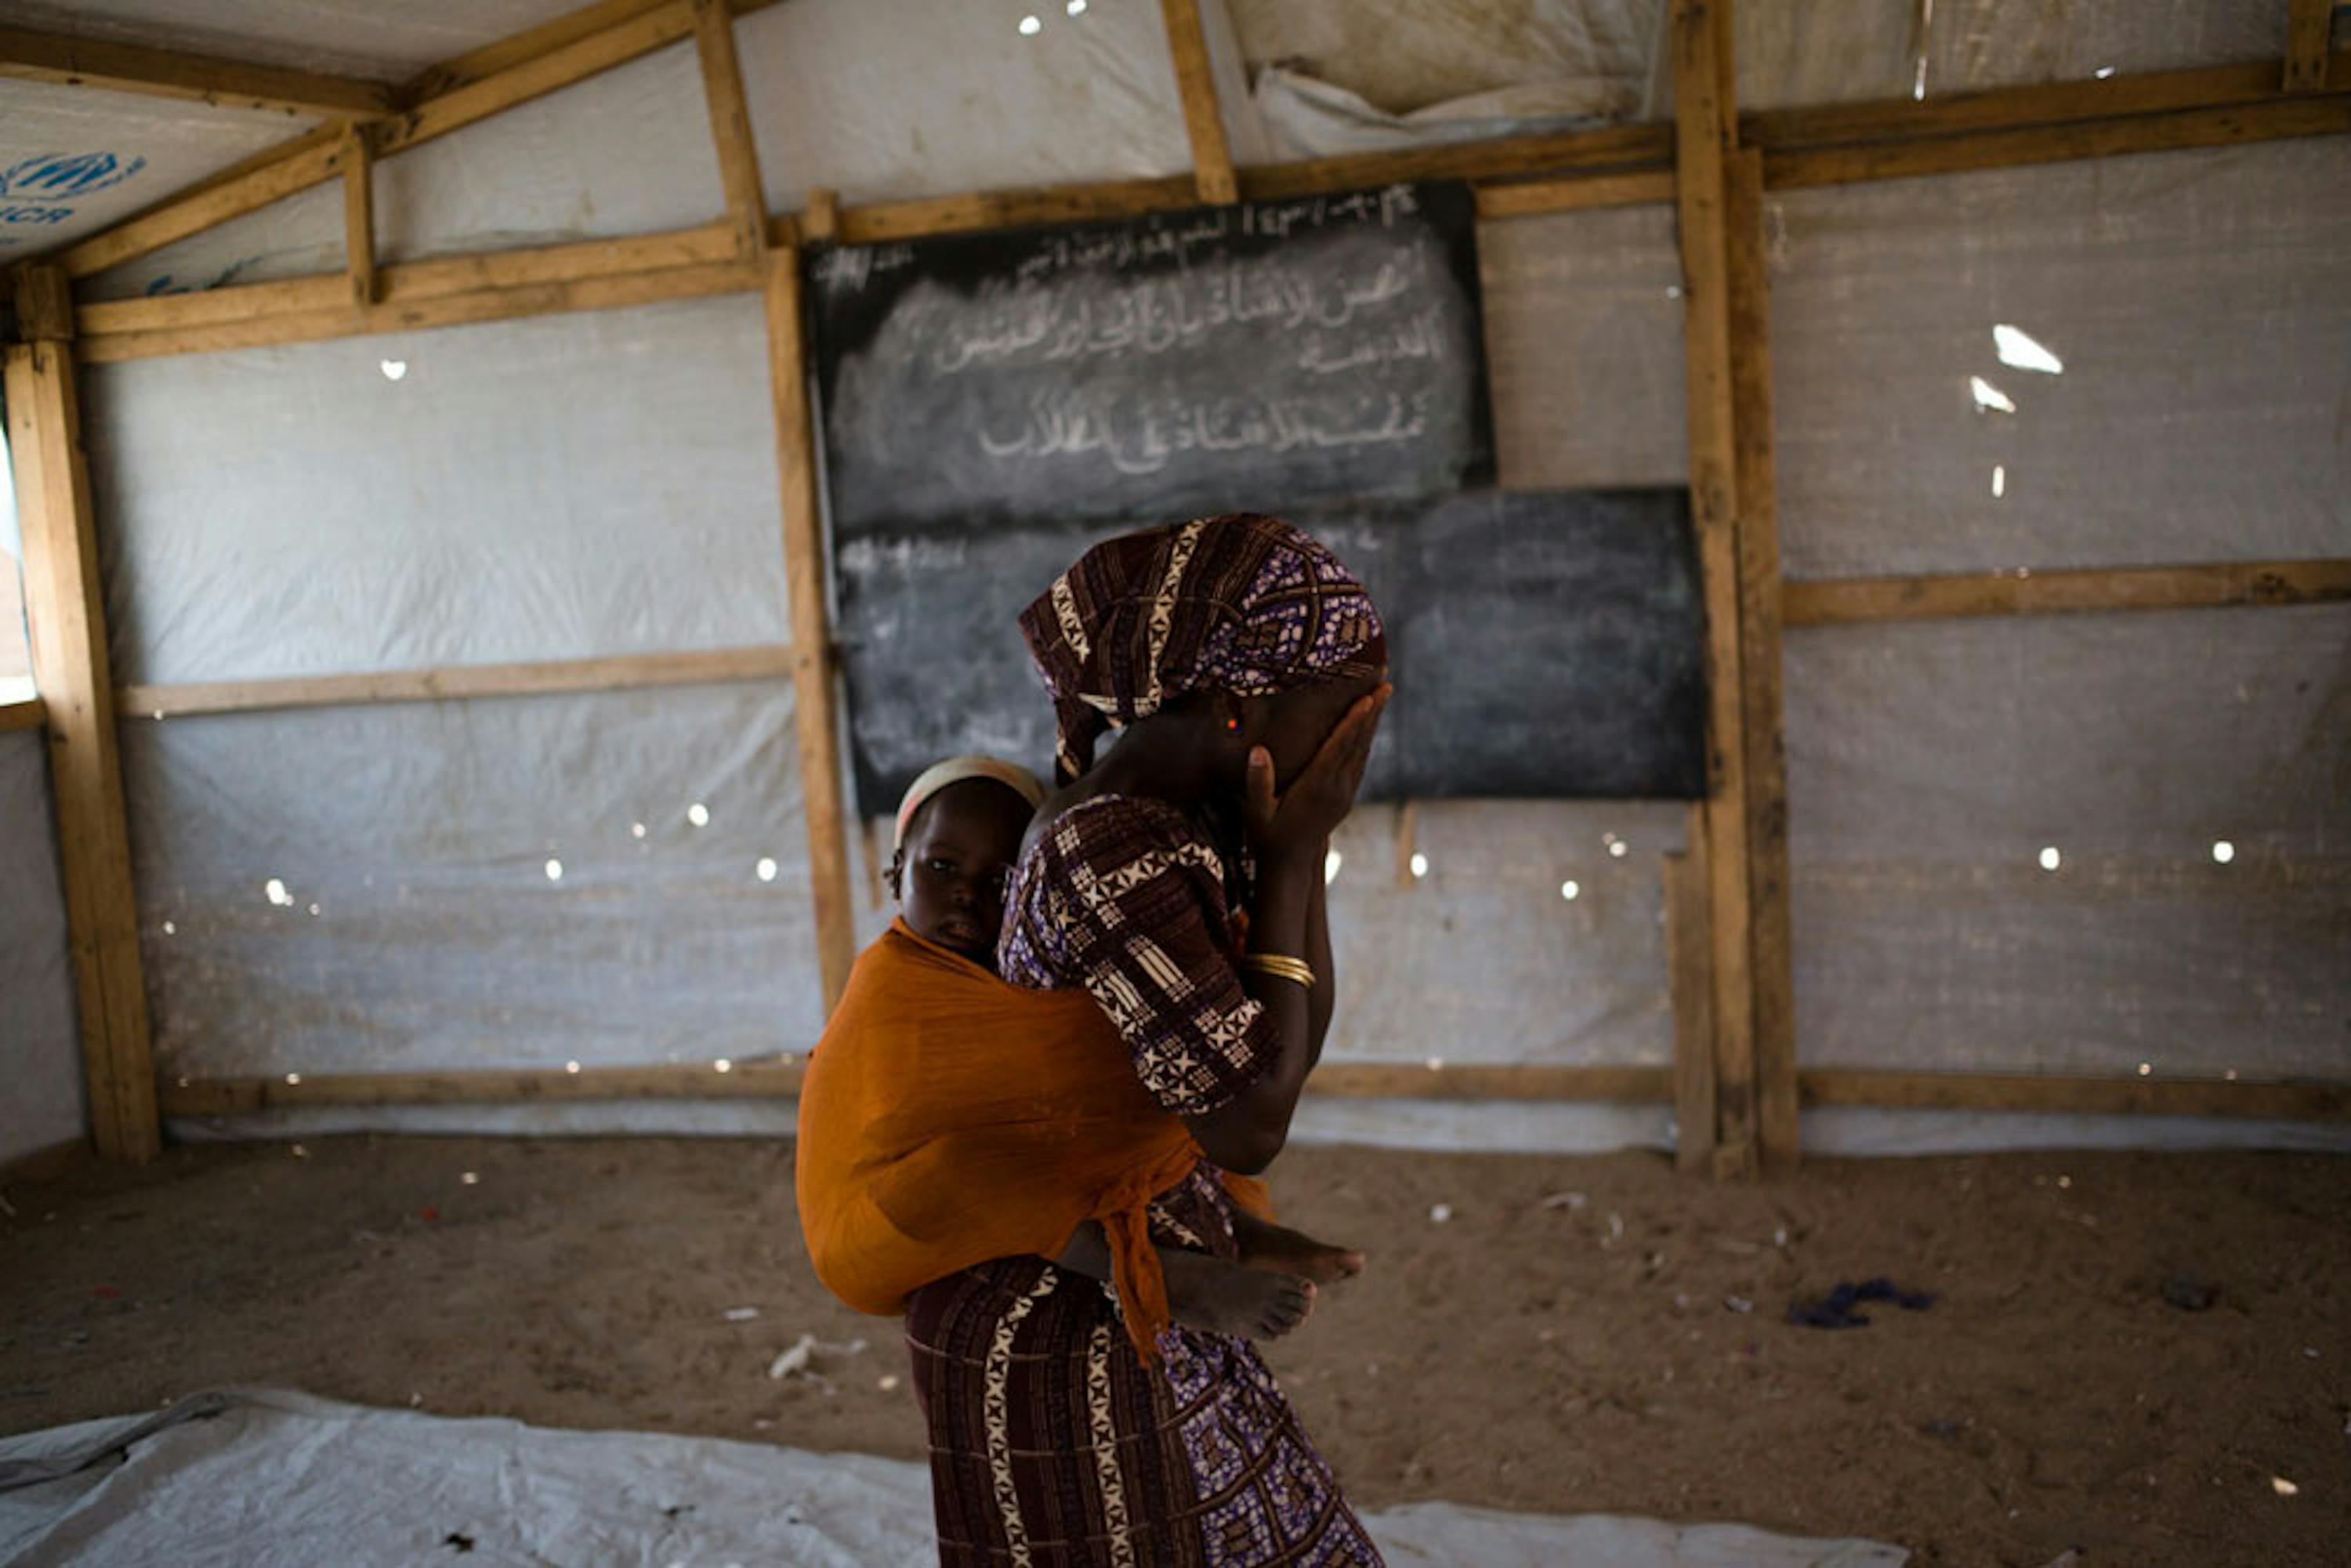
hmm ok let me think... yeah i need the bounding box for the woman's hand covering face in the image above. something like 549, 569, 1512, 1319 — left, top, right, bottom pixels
1245, 683, 1392, 861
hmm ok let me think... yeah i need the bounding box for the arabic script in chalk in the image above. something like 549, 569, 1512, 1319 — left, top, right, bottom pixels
977, 390, 1434, 476
926, 247, 1428, 376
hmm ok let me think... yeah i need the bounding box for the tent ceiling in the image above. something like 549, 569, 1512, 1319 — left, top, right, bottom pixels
0, 0, 589, 80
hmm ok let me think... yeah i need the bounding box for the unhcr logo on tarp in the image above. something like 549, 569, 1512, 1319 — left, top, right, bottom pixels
0, 150, 147, 244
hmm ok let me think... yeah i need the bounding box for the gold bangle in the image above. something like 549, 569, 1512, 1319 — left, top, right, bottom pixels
1241, 953, 1317, 990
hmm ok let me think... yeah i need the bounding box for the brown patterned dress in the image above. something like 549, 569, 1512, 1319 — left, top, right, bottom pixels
903, 795, 1381, 1566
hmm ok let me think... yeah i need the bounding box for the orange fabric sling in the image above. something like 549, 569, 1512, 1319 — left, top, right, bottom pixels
795, 919, 1266, 1363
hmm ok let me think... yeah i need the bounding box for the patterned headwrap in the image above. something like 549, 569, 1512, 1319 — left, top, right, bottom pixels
1018, 512, 1385, 784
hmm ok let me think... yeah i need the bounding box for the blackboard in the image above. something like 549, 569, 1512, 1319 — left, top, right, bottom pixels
809, 182, 1494, 536
833, 489, 1707, 812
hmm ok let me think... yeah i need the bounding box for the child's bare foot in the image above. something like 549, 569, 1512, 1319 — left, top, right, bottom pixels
1164, 1253, 1317, 1340
1237, 1220, 1364, 1285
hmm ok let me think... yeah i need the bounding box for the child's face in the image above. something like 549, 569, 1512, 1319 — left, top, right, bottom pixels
898, 780, 1034, 966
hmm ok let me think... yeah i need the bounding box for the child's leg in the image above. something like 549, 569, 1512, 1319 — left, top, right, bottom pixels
1053, 1222, 1318, 1340
1230, 1211, 1364, 1284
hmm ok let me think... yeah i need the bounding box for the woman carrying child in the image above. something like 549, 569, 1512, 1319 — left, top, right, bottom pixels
801, 512, 1390, 1565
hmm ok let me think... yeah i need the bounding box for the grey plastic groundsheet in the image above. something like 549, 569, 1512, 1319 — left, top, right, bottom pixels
0, 1388, 1906, 1566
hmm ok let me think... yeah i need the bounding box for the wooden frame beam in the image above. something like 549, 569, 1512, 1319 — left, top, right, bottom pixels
340, 123, 377, 307
78, 254, 758, 363
5, 284, 158, 1164
1158, 0, 1239, 205
77, 223, 740, 339
1783, 559, 2351, 627
55, 50, 2351, 360
2285, 0, 2337, 92
50, 0, 786, 283
0, 23, 397, 119
1672, 0, 1762, 1179
45, 32, 2350, 294
154, 1062, 2351, 1123
1475, 168, 1677, 219
1664, 827, 1715, 1174
58, 129, 347, 283
760, 247, 858, 1012
1802, 1070, 2351, 1123
1723, 142, 1798, 1170
118, 644, 795, 721
0, 697, 48, 733
1744, 53, 2350, 151
1766, 89, 2351, 190
688, 0, 770, 259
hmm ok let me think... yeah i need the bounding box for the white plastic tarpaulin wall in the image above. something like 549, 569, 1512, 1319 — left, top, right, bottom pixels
1770, 139, 2351, 1092
6, 1, 2342, 1155
78, 293, 824, 1081
0, 730, 83, 1164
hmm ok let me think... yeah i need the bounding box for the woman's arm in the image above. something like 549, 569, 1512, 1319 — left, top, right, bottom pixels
1184, 692, 1385, 1175
1304, 838, 1335, 1065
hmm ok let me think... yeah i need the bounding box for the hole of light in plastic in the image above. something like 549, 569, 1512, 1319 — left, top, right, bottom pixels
379, 360, 408, 381
756, 856, 779, 882
565, 1059, 581, 1074
1560, 879, 1580, 900
285, 1072, 302, 1085
687, 802, 711, 827
1993, 324, 2065, 375
1608, 840, 1628, 859
1067, 0, 1086, 13
1409, 852, 1429, 878
1324, 848, 1342, 885
1017, 13, 1041, 34
1991, 465, 2006, 498
631, 821, 647, 839
544, 858, 563, 882
1969, 375, 2016, 414
162, 920, 176, 935
2094, 65, 2116, 78
715, 1059, 733, 1074
2138, 1062, 2153, 1076
2038, 846, 2061, 871
264, 877, 291, 906
2212, 840, 2235, 864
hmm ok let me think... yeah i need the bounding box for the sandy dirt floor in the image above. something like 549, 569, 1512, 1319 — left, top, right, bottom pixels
3, 1136, 2346, 1566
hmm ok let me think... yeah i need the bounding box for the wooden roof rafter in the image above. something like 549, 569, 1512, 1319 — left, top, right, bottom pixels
43, 0, 789, 282
0, 21, 398, 119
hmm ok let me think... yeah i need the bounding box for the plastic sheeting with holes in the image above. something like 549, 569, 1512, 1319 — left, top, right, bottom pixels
21, 2, 2351, 1157
0, 730, 84, 1164
83, 295, 824, 1084
1770, 138, 2351, 1090
0, 1389, 1911, 1566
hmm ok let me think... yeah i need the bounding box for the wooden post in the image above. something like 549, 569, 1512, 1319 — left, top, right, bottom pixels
2285, 0, 2335, 92
1723, 144, 1799, 1169
340, 122, 377, 307
690, 0, 769, 260
1665, 812, 1715, 1175
802, 187, 842, 246
760, 247, 857, 1010
5, 270, 161, 1164
1157, 0, 1239, 205
1672, 0, 1759, 1179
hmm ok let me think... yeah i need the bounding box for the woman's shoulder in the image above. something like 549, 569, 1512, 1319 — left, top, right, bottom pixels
1024, 792, 1216, 875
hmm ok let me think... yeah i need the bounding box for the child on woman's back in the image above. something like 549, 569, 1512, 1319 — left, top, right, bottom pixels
886, 756, 1363, 1341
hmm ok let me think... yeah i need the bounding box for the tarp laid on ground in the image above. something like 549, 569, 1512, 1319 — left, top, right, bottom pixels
0, 1389, 1907, 1567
